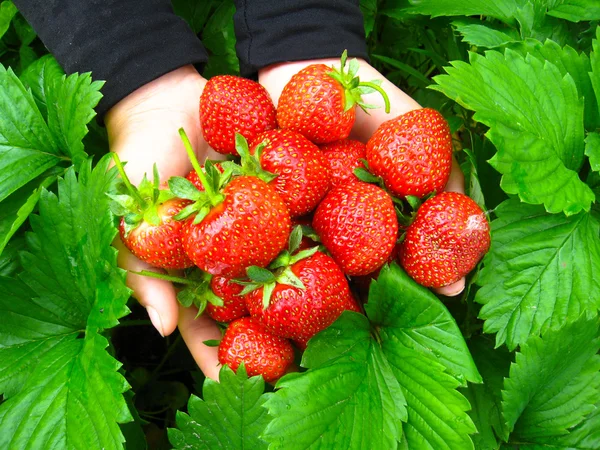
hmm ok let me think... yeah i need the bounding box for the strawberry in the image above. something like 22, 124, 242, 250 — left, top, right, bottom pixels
276, 51, 390, 144
185, 162, 223, 191
366, 108, 453, 199
182, 175, 291, 278
244, 251, 357, 343
200, 75, 276, 155
250, 129, 331, 217
170, 130, 291, 279
398, 192, 490, 288
319, 139, 366, 187
312, 180, 398, 276
110, 154, 193, 269
206, 275, 248, 323
218, 316, 294, 383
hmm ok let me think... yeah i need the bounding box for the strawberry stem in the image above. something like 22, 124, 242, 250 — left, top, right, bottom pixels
178, 128, 223, 205
358, 81, 391, 114
131, 269, 196, 285
111, 153, 147, 208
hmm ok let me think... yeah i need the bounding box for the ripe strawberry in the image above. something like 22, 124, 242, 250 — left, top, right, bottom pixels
366, 108, 453, 198
206, 275, 248, 323
245, 251, 357, 343
312, 180, 398, 276
398, 192, 490, 288
182, 175, 291, 278
277, 51, 390, 144
119, 198, 193, 269
171, 130, 291, 279
218, 316, 294, 383
319, 139, 366, 187
200, 75, 276, 155
251, 129, 331, 217
110, 154, 193, 269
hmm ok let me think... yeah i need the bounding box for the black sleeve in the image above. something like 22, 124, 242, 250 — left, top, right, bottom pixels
233, 0, 369, 76
13, 0, 209, 118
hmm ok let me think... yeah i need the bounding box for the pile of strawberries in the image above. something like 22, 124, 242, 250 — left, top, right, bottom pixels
111, 52, 491, 383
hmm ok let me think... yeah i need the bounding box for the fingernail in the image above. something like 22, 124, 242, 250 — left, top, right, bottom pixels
147, 306, 165, 337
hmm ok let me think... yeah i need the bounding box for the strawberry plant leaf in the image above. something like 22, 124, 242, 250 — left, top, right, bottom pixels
367, 264, 481, 385
591, 27, 600, 128
20, 55, 67, 120
168, 364, 271, 450
546, 0, 600, 22
476, 198, 600, 350
0, 155, 133, 448
403, 0, 523, 24
0, 1, 17, 40
501, 315, 600, 444
264, 264, 479, 449
433, 49, 593, 216
263, 311, 407, 450
461, 336, 512, 450
45, 71, 104, 170
452, 19, 520, 48
553, 399, 600, 449
586, 132, 600, 172
510, 38, 600, 130
0, 64, 61, 203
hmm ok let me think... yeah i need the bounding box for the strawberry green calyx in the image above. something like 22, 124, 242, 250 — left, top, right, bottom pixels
220, 133, 278, 184
134, 268, 224, 316
169, 128, 227, 224
109, 153, 176, 236
327, 50, 391, 114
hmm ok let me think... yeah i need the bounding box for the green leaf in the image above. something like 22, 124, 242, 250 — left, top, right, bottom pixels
501, 316, 600, 443
433, 49, 593, 216
0, 155, 132, 448
460, 336, 512, 450
263, 312, 407, 450
591, 27, 600, 130
554, 399, 600, 449
476, 198, 600, 350
510, 38, 600, 131
171, 0, 214, 34
360, 0, 378, 37
0, 170, 58, 254
0, 1, 17, 40
201, 0, 239, 77
586, 132, 600, 172
264, 264, 478, 450
547, 0, 600, 22
452, 19, 519, 48
367, 264, 481, 385
405, 0, 524, 24
20, 54, 64, 119
0, 236, 24, 277
45, 71, 104, 169
169, 365, 271, 450
0, 64, 61, 203
372, 54, 432, 86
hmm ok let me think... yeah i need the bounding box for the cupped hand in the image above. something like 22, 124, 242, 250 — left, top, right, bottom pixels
106, 65, 222, 380
259, 58, 466, 297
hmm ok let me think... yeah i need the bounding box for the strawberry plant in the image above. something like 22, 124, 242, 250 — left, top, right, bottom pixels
0, 0, 599, 449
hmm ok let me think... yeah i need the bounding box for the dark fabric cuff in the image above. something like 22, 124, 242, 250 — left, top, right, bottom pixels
233, 0, 369, 77
14, 0, 209, 118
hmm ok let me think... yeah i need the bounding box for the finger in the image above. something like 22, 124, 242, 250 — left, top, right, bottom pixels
433, 278, 466, 297
444, 156, 465, 194
114, 239, 179, 337
178, 305, 222, 381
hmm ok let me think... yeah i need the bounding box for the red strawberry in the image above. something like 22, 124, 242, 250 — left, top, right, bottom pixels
251, 129, 331, 217
200, 75, 276, 155
319, 139, 366, 187
366, 108, 453, 199
277, 52, 389, 144
110, 154, 193, 269
182, 175, 291, 278
245, 251, 356, 343
206, 275, 248, 323
119, 198, 193, 269
312, 180, 398, 276
218, 316, 294, 383
398, 192, 490, 288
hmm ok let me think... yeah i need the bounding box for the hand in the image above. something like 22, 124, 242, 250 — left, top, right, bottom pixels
106, 65, 222, 380
259, 58, 466, 297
